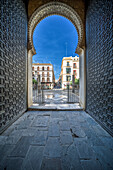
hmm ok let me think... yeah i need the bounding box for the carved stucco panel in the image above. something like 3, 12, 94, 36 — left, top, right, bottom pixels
28, 2, 83, 54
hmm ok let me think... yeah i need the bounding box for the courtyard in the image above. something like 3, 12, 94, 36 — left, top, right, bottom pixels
0, 111, 113, 170
32, 89, 81, 110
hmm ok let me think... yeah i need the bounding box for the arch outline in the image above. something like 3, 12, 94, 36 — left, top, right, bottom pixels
28, 1, 84, 54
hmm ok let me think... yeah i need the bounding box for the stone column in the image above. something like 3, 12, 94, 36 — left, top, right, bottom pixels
28, 49, 33, 107
77, 47, 86, 109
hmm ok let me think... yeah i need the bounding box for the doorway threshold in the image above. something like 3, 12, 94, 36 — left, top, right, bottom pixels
28, 103, 83, 111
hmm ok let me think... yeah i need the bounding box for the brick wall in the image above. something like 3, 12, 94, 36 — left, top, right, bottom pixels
86, 0, 113, 135
0, 0, 27, 133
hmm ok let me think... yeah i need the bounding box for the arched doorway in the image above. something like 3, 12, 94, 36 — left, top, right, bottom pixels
28, 2, 86, 108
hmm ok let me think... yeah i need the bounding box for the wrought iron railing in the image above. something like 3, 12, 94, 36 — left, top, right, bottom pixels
33, 83, 79, 104
33, 83, 44, 104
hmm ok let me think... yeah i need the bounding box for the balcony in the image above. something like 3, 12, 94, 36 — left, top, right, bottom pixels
66, 72, 71, 74
66, 68, 71, 74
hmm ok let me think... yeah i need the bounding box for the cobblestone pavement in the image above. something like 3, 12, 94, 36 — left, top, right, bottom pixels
0, 111, 113, 170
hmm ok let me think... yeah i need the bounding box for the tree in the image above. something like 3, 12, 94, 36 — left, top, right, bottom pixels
75, 78, 79, 84
32, 79, 37, 84
70, 81, 72, 85
70, 79, 79, 85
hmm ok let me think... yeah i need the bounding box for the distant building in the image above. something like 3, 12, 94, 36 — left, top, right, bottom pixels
57, 74, 62, 88
60, 56, 79, 89
32, 63, 55, 89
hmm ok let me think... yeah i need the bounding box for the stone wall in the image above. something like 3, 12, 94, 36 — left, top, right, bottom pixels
0, 0, 27, 133
86, 0, 113, 135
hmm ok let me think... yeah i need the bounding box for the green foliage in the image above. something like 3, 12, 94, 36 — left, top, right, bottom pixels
70, 81, 72, 85
32, 79, 37, 84
69, 79, 79, 85
75, 78, 79, 84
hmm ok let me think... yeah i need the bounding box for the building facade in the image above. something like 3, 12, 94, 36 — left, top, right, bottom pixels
61, 56, 79, 89
32, 63, 55, 89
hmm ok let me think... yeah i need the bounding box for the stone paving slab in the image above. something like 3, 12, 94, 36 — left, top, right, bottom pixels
22, 146, 44, 170
70, 126, 86, 138
31, 115, 50, 127
91, 125, 112, 137
0, 110, 113, 170
3, 135, 22, 145
93, 146, 113, 169
99, 136, 113, 151
41, 158, 61, 170
44, 137, 61, 158
74, 138, 96, 159
9, 136, 32, 157
2, 158, 23, 170
0, 145, 16, 168
0, 136, 8, 145
59, 121, 70, 131
50, 111, 67, 119
31, 131, 48, 145
48, 123, 60, 137
61, 144, 82, 170
60, 131, 73, 145
81, 159, 102, 170
21, 158, 33, 170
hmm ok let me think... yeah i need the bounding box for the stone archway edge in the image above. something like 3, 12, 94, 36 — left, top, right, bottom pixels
28, 2, 85, 109
28, 2, 83, 54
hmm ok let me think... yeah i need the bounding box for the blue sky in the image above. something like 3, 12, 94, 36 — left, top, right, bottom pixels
33, 15, 78, 80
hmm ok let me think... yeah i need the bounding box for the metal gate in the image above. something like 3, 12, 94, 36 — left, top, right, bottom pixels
32, 74, 79, 104
67, 84, 79, 103
33, 83, 44, 104
33, 84, 79, 104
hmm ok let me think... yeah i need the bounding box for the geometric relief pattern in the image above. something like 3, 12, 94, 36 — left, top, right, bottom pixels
0, 0, 27, 132
28, 2, 83, 54
86, 0, 113, 135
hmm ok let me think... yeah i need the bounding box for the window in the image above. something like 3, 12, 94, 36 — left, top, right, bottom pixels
67, 62, 69, 66
42, 78, 45, 82
37, 72, 39, 75
47, 72, 49, 77
47, 78, 50, 82
66, 76, 71, 81
32, 67, 34, 71
42, 72, 44, 77
73, 63, 76, 68
73, 70, 76, 75
66, 68, 71, 74
47, 67, 49, 71
42, 67, 44, 71
37, 67, 39, 71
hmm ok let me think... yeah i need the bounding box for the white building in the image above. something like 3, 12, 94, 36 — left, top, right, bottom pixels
61, 56, 79, 89
32, 63, 55, 89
